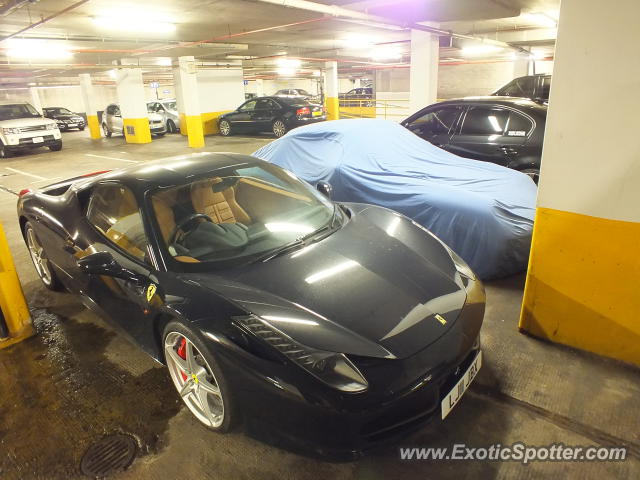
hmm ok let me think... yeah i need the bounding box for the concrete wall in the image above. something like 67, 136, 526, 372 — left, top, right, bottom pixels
145, 84, 176, 102
246, 78, 322, 97
437, 61, 517, 99
0, 85, 118, 113
520, 0, 640, 365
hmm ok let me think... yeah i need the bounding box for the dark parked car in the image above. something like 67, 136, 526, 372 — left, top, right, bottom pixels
18, 153, 484, 455
401, 97, 546, 183
493, 74, 551, 103
218, 96, 326, 138
43, 107, 86, 131
339, 87, 374, 107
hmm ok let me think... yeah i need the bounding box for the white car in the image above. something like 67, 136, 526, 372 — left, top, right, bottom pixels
148, 99, 180, 133
101, 103, 166, 137
0, 102, 62, 158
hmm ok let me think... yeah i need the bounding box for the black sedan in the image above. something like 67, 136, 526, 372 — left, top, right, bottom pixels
17, 153, 484, 455
401, 97, 546, 183
218, 96, 326, 138
43, 107, 86, 131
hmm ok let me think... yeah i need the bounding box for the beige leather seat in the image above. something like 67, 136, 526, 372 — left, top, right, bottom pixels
190, 178, 250, 224
152, 190, 200, 263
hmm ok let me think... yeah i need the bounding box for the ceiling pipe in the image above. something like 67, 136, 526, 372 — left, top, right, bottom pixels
254, 0, 525, 52
0, 0, 39, 17
0, 0, 90, 42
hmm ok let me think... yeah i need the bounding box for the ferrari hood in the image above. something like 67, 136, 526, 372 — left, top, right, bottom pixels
191, 206, 468, 359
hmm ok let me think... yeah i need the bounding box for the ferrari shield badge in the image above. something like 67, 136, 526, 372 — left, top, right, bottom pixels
435, 314, 447, 326
146, 283, 157, 302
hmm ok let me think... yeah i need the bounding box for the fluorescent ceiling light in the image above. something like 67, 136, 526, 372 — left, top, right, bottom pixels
92, 15, 176, 33
6, 39, 72, 60
276, 58, 301, 76
521, 12, 557, 28
461, 44, 504, 56
156, 57, 172, 66
370, 45, 402, 61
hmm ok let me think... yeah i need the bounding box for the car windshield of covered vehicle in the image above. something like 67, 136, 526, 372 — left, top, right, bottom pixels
0, 103, 41, 120
150, 163, 340, 267
45, 107, 72, 115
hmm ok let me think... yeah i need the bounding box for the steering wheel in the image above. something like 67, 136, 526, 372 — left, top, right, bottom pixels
169, 213, 214, 246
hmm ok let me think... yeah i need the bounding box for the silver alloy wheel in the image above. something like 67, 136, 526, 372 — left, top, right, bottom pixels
164, 331, 225, 428
273, 120, 286, 137
26, 227, 52, 285
219, 120, 231, 136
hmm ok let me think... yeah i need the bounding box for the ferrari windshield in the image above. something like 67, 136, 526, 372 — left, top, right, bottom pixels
0, 103, 41, 120
151, 163, 339, 266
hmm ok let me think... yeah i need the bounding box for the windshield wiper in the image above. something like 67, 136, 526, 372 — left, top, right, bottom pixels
253, 206, 341, 264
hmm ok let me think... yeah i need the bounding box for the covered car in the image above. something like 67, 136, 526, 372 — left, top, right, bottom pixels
253, 119, 536, 279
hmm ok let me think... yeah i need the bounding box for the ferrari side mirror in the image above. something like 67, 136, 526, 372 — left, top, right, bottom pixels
316, 181, 333, 199
77, 251, 138, 282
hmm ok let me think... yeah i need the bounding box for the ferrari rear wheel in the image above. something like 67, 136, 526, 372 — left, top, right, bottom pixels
24, 222, 63, 291
163, 322, 236, 432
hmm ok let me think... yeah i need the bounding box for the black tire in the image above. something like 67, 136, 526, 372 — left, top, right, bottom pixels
102, 123, 112, 137
521, 168, 540, 185
0, 141, 12, 158
162, 321, 237, 432
48, 141, 62, 152
24, 222, 64, 291
79, 126, 85, 131
219, 120, 232, 137
167, 120, 177, 133
154, 132, 166, 137
272, 119, 287, 138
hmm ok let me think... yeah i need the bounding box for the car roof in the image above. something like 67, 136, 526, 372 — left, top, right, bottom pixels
0, 101, 30, 106
83, 152, 262, 192
427, 96, 547, 113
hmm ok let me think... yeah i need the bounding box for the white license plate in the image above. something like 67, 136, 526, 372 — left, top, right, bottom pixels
441, 350, 482, 419
67, 124, 76, 127
32, 136, 43, 143
312, 111, 322, 117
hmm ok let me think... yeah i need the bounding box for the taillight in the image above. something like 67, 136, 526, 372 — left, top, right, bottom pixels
19, 189, 32, 197
296, 107, 310, 116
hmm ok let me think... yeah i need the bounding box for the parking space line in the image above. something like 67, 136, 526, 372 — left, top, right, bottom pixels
0, 185, 18, 196
85, 154, 139, 163
5, 167, 47, 181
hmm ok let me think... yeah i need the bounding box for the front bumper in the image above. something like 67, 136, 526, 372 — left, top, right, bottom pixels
3, 131, 62, 152
150, 124, 167, 134
214, 286, 484, 458
57, 120, 85, 130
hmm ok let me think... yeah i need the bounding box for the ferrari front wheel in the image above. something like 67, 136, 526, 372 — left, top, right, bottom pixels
24, 222, 63, 291
163, 322, 236, 432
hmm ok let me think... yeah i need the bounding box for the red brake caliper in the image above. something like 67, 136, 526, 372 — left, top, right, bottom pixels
177, 337, 188, 381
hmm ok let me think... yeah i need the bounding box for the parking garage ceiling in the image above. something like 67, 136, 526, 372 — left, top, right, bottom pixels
0, 0, 559, 88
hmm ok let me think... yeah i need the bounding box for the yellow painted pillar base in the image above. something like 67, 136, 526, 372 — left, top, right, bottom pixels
520, 207, 640, 366
179, 113, 188, 136
123, 118, 152, 144
0, 223, 33, 349
185, 114, 205, 148
86, 115, 101, 139
325, 97, 340, 120
201, 111, 230, 135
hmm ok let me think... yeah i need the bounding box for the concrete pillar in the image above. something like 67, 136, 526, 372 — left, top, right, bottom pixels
519, 0, 640, 366
255, 79, 265, 97
115, 60, 151, 144
196, 62, 245, 135
353, 78, 362, 89
175, 56, 204, 148
513, 57, 530, 78
324, 61, 339, 120
79, 73, 101, 139
172, 66, 186, 135
29, 87, 42, 114
409, 28, 439, 114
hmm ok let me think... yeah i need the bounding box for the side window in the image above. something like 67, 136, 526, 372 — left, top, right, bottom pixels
106, 105, 115, 115
506, 111, 534, 137
87, 184, 149, 262
113, 106, 121, 116
410, 106, 461, 134
255, 99, 271, 110
461, 107, 509, 135
239, 100, 257, 112
540, 77, 551, 99
266, 100, 279, 109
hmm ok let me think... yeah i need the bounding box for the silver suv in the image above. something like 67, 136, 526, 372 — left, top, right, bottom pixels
101, 103, 166, 137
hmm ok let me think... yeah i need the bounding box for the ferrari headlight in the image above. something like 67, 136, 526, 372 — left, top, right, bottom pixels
2, 127, 21, 134
235, 315, 368, 393
449, 248, 476, 280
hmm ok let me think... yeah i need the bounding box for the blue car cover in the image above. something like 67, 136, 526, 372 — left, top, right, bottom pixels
253, 119, 537, 279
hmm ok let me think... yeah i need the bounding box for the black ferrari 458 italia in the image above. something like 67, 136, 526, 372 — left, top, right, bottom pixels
17, 153, 484, 455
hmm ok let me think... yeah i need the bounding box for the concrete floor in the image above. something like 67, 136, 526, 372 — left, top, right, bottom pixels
1, 131, 639, 479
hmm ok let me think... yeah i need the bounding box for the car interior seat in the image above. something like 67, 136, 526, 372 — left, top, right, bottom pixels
190, 178, 251, 224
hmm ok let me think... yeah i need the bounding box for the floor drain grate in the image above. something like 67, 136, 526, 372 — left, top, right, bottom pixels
80, 433, 138, 478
